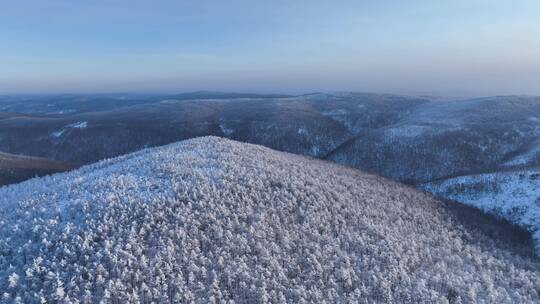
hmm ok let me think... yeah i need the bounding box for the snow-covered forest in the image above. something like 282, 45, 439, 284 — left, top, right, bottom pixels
0, 137, 538, 303
2, 93, 540, 249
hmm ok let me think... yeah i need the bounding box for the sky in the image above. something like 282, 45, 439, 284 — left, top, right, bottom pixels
1, 0, 539, 96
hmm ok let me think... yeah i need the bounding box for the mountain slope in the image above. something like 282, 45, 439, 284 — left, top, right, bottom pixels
422, 168, 540, 252
0, 137, 538, 303
327, 96, 540, 183
0, 152, 75, 185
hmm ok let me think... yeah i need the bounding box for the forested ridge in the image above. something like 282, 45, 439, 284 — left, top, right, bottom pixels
0, 137, 538, 303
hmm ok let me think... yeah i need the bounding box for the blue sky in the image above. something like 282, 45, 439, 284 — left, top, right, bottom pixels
1, 0, 539, 96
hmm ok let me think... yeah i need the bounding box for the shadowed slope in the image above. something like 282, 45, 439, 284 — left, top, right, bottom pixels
0, 152, 76, 186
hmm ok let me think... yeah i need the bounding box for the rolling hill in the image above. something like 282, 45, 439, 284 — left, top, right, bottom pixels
0, 152, 75, 185
1, 92, 540, 258
0, 93, 426, 164
0, 137, 538, 303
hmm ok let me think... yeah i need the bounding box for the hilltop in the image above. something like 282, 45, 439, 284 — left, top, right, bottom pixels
0, 137, 538, 303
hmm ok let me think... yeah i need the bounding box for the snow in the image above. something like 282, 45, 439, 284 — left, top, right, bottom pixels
384, 125, 432, 138
322, 109, 355, 130
422, 169, 540, 250
8, 273, 18, 288
505, 141, 540, 166
68, 121, 88, 129
219, 124, 234, 136
159, 99, 180, 104
50, 130, 65, 138
0, 137, 538, 302
400, 101, 467, 128
322, 109, 348, 116
50, 121, 88, 138
50, 109, 76, 115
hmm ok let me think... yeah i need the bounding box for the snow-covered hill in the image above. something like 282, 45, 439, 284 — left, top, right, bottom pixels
422, 168, 540, 254
0, 137, 538, 303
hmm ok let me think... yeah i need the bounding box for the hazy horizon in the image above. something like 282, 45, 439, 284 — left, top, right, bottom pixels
2, 1, 539, 96
2, 90, 539, 101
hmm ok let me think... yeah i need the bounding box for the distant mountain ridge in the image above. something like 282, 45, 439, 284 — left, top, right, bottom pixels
0, 91, 292, 115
